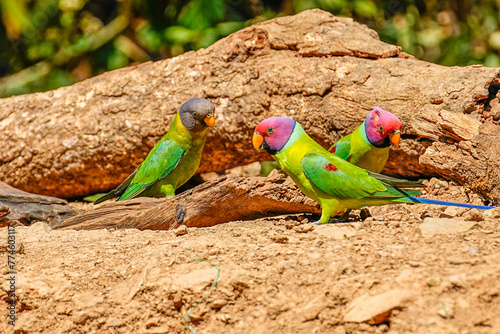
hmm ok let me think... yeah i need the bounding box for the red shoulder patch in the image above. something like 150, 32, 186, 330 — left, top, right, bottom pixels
328, 145, 337, 153
324, 163, 338, 172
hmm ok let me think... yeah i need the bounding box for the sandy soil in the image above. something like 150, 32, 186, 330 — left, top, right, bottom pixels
1, 179, 499, 334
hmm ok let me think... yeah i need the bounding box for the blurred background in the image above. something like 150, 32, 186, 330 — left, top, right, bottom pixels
1, 0, 500, 98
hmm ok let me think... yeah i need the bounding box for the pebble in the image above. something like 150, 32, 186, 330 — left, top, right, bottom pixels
298, 296, 328, 322
343, 289, 414, 324
484, 207, 500, 219
439, 206, 465, 218
173, 292, 182, 309
106, 317, 124, 327
426, 277, 441, 287
72, 310, 90, 325
211, 299, 228, 309
294, 224, 314, 233
174, 225, 188, 236
418, 218, 478, 237
269, 234, 288, 244
437, 299, 455, 319
383, 211, 409, 221
462, 209, 484, 222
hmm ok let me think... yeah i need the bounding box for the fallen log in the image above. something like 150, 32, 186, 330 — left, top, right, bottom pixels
0, 181, 76, 226
1, 9, 500, 204
54, 173, 320, 230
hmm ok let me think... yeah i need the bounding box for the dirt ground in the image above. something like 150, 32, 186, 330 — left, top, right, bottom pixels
1, 178, 500, 334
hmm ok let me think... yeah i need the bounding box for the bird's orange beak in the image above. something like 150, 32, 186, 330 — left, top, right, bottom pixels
389, 130, 401, 147
204, 115, 215, 128
252, 132, 264, 151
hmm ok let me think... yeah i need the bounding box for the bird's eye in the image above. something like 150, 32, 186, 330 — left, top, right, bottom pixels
378, 125, 384, 133
193, 112, 197, 118
267, 127, 274, 134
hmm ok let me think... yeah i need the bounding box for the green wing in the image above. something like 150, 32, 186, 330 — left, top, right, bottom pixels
94, 170, 138, 204
301, 153, 417, 200
119, 139, 185, 200
329, 134, 352, 160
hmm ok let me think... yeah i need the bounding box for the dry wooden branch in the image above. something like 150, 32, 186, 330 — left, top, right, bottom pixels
0, 181, 76, 226
1, 9, 500, 204
54, 173, 320, 230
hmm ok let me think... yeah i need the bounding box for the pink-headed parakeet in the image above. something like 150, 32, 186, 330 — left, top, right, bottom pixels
252, 117, 494, 224
329, 107, 402, 173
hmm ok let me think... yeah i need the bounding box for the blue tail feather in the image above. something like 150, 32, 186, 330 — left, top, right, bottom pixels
407, 196, 495, 210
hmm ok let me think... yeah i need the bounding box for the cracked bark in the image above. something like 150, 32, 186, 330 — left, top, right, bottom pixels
1, 9, 500, 204
54, 173, 320, 230
0, 181, 76, 226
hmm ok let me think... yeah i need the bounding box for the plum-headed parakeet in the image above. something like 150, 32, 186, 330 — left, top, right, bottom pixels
252, 117, 494, 224
329, 107, 402, 173
95, 98, 215, 204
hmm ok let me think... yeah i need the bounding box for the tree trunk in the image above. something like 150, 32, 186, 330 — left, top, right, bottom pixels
1, 9, 499, 203
54, 173, 320, 230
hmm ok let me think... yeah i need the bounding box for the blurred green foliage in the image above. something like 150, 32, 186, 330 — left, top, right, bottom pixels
2, 0, 500, 97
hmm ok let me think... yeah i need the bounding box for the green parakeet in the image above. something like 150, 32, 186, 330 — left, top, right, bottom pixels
95, 98, 215, 204
252, 117, 494, 224
329, 107, 402, 173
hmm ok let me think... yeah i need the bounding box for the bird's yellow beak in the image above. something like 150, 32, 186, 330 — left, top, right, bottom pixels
252, 132, 264, 151
389, 130, 401, 147
204, 115, 215, 128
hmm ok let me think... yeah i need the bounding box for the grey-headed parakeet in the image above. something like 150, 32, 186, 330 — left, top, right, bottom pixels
95, 98, 215, 204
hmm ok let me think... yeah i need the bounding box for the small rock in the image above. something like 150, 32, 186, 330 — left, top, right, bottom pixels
343, 289, 414, 324
437, 299, 455, 319
462, 209, 484, 222
269, 234, 288, 244
360, 208, 372, 220
173, 292, 182, 309
284, 220, 300, 229
439, 206, 465, 218
208, 248, 219, 256
105, 317, 124, 327
55, 305, 69, 315
383, 211, 408, 221
174, 225, 188, 236
294, 224, 314, 233
483, 207, 500, 219
447, 274, 468, 289
408, 261, 420, 267
297, 215, 308, 222
145, 317, 161, 328
420, 210, 433, 219
211, 299, 228, 309
468, 247, 479, 255
28, 221, 53, 233
72, 310, 90, 325
299, 296, 328, 322
218, 313, 232, 324
419, 218, 478, 237
426, 277, 442, 287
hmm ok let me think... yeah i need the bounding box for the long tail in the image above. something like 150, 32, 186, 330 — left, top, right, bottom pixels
407, 196, 495, 210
